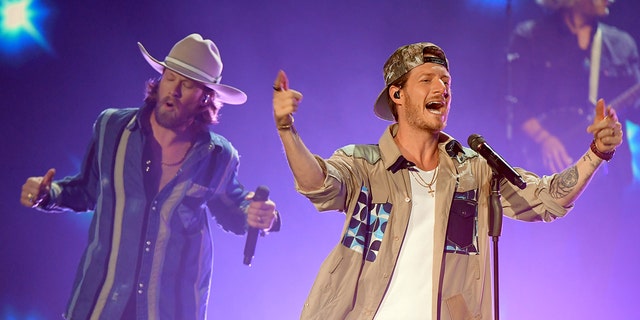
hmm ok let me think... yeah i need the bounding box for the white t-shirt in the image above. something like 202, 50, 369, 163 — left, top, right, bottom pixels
375, 167, 437, 319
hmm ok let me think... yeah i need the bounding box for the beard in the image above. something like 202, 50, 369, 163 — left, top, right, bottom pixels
404, 97, 448, 132
154, 99, 195, 130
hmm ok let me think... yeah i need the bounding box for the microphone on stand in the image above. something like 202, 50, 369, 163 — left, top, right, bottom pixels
468, 134, 526, 190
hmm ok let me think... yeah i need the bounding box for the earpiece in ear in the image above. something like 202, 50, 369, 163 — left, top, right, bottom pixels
202, 95, 211, 104
393, 91, 400, 99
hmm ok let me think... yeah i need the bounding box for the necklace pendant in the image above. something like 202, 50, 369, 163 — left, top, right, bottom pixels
409, 166, 439, 197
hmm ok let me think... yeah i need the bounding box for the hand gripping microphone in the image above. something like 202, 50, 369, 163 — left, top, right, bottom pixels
468, 134, 527, 190
243, 185, 270, 266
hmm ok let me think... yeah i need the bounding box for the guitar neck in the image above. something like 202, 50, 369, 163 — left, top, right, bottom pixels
609, 82, 640, 114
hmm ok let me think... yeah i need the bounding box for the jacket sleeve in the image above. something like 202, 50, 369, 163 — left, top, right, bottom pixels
461, 148, 570, 222
296, 147, 364, 214
500, 168, 572, 223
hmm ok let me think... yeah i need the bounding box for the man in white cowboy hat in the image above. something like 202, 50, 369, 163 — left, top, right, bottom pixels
272, 41, 622, 319
20, 33, 279, 319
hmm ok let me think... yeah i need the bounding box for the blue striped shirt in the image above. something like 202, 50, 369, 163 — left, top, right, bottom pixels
40, 106, 263, 319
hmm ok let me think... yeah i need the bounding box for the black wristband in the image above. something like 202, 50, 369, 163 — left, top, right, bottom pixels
590, 139, 615, 161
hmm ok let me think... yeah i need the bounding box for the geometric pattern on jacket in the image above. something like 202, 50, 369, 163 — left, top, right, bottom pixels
341, 184, 392, 262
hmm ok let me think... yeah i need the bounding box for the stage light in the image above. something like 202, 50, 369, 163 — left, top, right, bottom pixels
1, 306, 44, 320
0, 0, 51, 56
467, 0, 508, 9
626, 120, 640, 183
2, 0, 30, 30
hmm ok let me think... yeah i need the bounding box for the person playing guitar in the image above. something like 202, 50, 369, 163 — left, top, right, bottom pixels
506, 0, 640, 180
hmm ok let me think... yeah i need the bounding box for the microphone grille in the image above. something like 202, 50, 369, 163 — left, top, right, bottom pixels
467, 134, 485, 151
254, 185, 270, 201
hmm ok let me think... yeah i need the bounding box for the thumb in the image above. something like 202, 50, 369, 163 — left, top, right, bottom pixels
274, 70, 289, 91
41, 168, 56, 189
587, 99, 606, 134
593, 98, 606, 124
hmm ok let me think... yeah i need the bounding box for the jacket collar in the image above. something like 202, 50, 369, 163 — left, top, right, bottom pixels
379, 123, 458, 173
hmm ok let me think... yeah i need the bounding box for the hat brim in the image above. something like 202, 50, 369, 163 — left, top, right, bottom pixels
373, 86, 395, 121
138, 42, 247, 105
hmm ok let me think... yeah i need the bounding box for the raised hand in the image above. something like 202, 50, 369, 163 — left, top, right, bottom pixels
587, 98, 623, 154
21, 168, 56, 208
273, 70, 303, 130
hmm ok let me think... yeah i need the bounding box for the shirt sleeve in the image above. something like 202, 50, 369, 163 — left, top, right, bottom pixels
206, 141, 253, 235
37, 110, 110, 213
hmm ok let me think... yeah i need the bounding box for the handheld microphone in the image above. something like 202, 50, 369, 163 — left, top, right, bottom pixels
467, 134, 527, 190
243, 185, 270, 266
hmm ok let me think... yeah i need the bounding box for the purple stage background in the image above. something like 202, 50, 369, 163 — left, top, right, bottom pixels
1, 1, 639, 319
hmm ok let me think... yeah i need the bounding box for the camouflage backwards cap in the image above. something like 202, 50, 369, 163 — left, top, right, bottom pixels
373, 42, 449, 121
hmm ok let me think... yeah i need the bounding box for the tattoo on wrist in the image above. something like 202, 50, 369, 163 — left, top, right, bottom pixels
582, 152, 598, 169
549, 166, 578, 199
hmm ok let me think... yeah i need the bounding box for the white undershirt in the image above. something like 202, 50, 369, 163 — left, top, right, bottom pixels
375, 167, 436, 320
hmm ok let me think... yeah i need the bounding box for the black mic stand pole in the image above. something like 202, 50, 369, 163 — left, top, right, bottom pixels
493, 3, 512, 319
489, 172, 504, 320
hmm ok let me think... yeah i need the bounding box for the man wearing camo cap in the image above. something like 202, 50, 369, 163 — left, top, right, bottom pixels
273, 42, 621, 319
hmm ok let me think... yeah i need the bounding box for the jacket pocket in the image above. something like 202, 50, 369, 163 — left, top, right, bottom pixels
444, 294, 475, 320
445, 191, 479, 255
328, 255, 344, 274
176, 196, 207, 235
173, 183, 211, 234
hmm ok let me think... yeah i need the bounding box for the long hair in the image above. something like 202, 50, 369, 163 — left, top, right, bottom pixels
143, 76, 223, 126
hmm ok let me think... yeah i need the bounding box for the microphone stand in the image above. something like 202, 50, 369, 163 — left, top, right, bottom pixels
489, 172, 504, 320
492, 3, 511, 319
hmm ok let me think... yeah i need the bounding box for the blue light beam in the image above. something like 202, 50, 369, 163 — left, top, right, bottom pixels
0, 0, 51, 55
626, 120, 640, 183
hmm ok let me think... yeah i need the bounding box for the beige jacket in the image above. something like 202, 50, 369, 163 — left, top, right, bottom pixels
298, 124, 570, 320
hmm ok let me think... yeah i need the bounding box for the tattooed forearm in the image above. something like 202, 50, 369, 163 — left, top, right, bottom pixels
581, 152, 599, 169
549, 165, 579, 199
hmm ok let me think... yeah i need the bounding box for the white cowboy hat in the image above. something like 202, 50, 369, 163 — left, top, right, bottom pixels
138, 33, 247, 105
